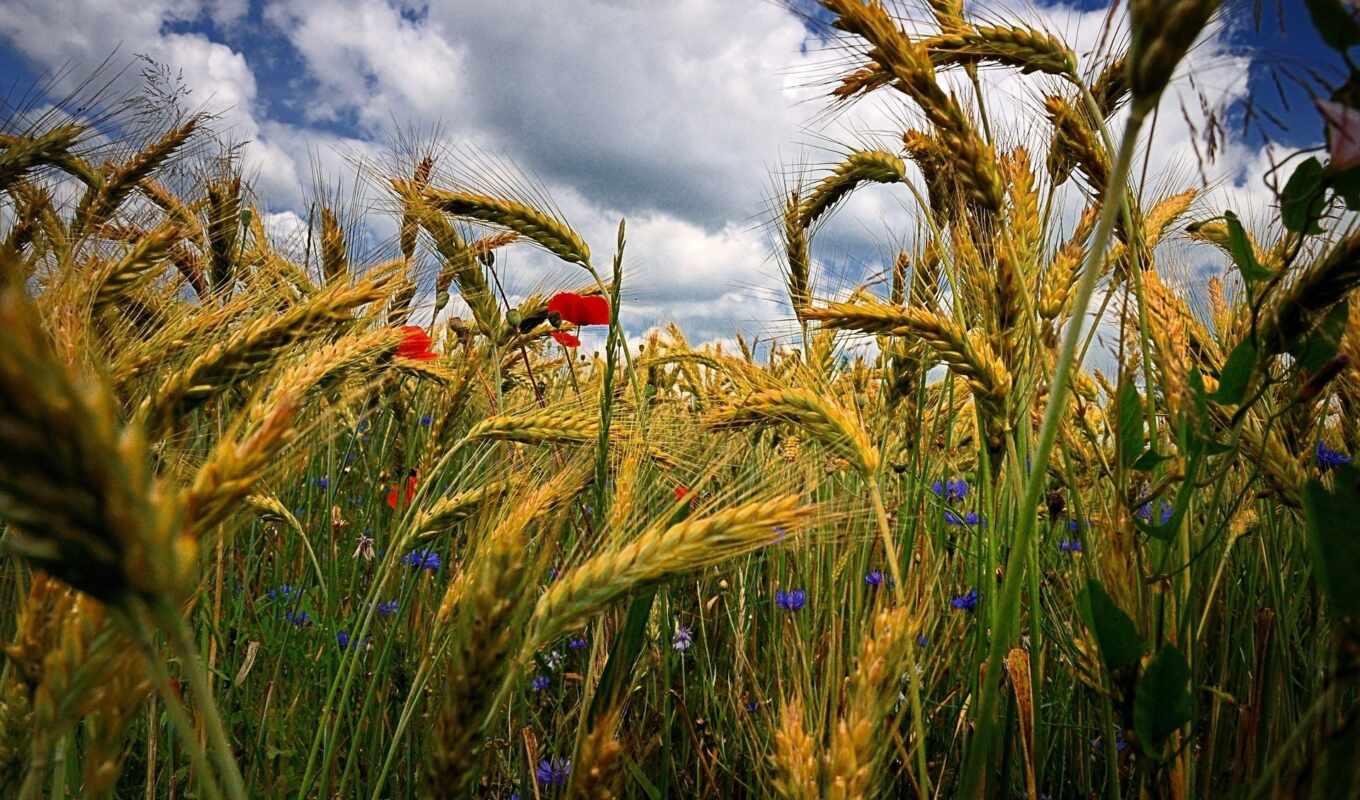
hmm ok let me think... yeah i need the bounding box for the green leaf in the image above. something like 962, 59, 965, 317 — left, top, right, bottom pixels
1116, 380, 1144, 470
1281, 157, 1327, 234
1303, 464, 1360, 617
1305, 0, 1360, 53
1079, 580, 1144, 674
1224, 211, 1273, 290
1134, 644, 1193, 759
1332, 165, 1360, 210
1288, 301, 1350, 373
1131, 448, 1171, 472
1210, 337, 1257, 405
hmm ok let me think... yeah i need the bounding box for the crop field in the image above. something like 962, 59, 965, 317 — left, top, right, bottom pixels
1, 0, 1359, 798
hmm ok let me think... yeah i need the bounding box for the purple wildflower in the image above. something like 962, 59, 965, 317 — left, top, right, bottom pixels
285, 610, 311, 626
1317, 440, 1352, 471
951, 588, 979, 612
336, 630, 350, 649
672, 624, 694, 652
376, 600, 400, 617
420, 414, 433, 427
932, 478, 969, 502
864, 570, 884, 588
1058, 539, 1083, 554
535, 758, 571, 788
530, 674, 551, 692
916, 633, 929, 647
402, 549, 441, 572
944, 510, 983, 526
568, 636, 588, 651
1137, 500, 1174, 525
775, 589, 806, 612
315, 476, 329, 490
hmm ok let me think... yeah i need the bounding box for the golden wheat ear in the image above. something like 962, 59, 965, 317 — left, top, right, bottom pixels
0, 282, 185, 604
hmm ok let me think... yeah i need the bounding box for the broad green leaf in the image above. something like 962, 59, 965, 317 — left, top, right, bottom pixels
1079, 580, 1144, 674
1131, 448, 1171, 472
1117, 380, 1144, 470
1305, 0, 1360, 53
1223, 212, 1272, 292
1211, 337, 1257, 405
1134, 644, 1193, 759
1333, 164, 1360, 210
1281, 157, 1327, 234
1287, 301, 1350, 373
1303, 464, 1360, 617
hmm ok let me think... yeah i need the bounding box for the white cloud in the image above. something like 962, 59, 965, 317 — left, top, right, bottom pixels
1, 0, 1310, 348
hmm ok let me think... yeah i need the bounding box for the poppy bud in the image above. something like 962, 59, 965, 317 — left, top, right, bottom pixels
518, 310, 549, 332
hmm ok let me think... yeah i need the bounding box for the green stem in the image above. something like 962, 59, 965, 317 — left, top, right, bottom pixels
150, 599, 248, 800
119, 604, 225, 800
957, 106, 1149, 798
868, 481, 931, 794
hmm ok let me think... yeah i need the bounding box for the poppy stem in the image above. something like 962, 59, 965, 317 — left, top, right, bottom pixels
486, 261, 548, 408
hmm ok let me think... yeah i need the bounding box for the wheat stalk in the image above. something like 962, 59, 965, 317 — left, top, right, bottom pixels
523, 495, 807, 652
705, 387, 879, 477
424, 186, 590, 266
799, 150, 905, 228
771, 698, 820, 800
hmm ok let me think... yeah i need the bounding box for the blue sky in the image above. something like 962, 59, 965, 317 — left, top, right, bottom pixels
0, 0, 1341, 348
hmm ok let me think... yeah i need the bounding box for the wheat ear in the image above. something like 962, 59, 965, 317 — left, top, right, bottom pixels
424, 186, 590, 266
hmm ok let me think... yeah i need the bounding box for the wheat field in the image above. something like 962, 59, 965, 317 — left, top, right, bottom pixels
2, 1, 1359, 797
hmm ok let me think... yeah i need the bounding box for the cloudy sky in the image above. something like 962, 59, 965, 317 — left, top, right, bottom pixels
0, 0, 1339, 351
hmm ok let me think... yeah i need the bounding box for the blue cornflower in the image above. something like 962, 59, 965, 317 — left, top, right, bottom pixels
1317, 440, 1352, 471
1067, 518, 1088, 532
945, 510, 982, 526
1137, 500, 1173, 525
420, 414, 433, 427
775, 589, 807, 612
402, 549, 441, 572
672, 624, 694, 652
951, 589, 979, 612
864, 570, 884, 588
916, 634, 929, 647
568, 636, 588, 651
1093, 731, 1128, 753
285, 610, 311, 626
535, 758, 571, 788
931, 478, 969, 503
746, 699, 760, 713
530, 674, 551, 692
315, 476, 329, 490
336, 630, 350, 649
376, 600, 400, 617
1058, 539, 1083, 554
267, 584, 297, 601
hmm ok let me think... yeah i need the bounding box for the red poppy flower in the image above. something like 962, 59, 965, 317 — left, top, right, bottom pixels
396, 326, 437, 361
675, 485, 690, 501
547, 292, 610, 326
386, 471, 419, 509
550, 329, 581, 348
